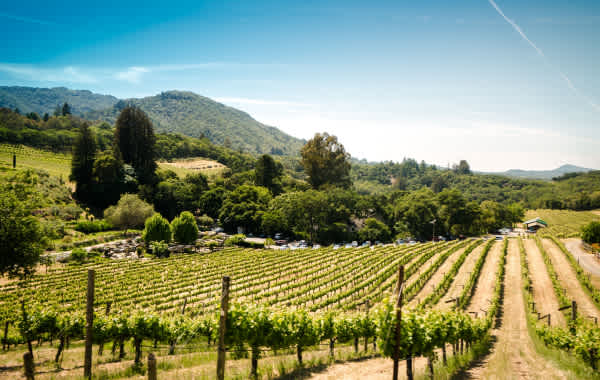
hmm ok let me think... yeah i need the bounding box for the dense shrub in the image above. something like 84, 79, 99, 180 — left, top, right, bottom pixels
142, 214, 171, 244
150, 241, 169, 258
582, 221, 600, 244
104, 194, 154, 229
224, 234, 246, 246
196, 214, 214, 230
74, 219, 113, 233
70, 248, 87, 263
171, 211, 199, 244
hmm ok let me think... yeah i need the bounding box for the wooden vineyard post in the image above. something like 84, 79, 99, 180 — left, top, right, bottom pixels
392, 265, 405, 380
24, 352, 34, 380
571, 301, 577, 322
2, 321, 8, 350
216, 276, 230, 380
148, 353, 157, 380
182, 298, 187, 315
84, 269, 95, 379
13, 154, 16, 169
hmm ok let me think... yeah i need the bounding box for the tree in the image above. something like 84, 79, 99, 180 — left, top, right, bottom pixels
454, 160, 471, 175
0, 192, 45, 278
300, 132, 352, 189
61, 102, 71, 116
142, 213, 171, 244
104, 194, 155, 229
171, 211, 199, 244
359, 218, 391, 242
70, 123, 97, 200
582, 222, 600, 244
255, 154, 283, 194
53, 104, 62, 116
219, 185, 271, 234
114, 106, 157, 184
394, 188, 438, 240
91, 150, 126, 208
42, 113, 49, 122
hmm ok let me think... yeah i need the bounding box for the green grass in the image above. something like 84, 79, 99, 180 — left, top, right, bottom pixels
0, 144, 72, 180
525, 209, 600, 238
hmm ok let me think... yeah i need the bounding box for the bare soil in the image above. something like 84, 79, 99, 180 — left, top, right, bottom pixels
466, 241, 503, 318
307, 355, 429, 380
161, 158, 225, 170
524, 239, 566, 327
462, 239, 567, 379
405, 246, 468, 309
436, 243, 489, 310
542, 239, 600, 321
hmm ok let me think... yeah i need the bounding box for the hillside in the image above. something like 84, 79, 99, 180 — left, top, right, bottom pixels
0, 86, 118, 115
0, 86, 305, 156
491, 164, 594, 180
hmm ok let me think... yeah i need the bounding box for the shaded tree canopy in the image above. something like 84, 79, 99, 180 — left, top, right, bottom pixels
114, 106, 157, 184
70, 123, 97, 200
0, 191, 44, 278
255, 154, 283, 194
300, 132, 352, 189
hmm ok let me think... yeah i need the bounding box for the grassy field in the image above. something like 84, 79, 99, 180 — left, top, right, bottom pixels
524, 209, 600, 237
0, 143, 71, 180
0, 144, 227, 180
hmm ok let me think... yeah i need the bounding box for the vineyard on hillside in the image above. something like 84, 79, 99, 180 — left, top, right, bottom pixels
525, 209, 600, 238
0, 236, 599, 379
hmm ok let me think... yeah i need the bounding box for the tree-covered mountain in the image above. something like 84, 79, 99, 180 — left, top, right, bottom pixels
0, 86, 118, 115
0, 87, 305, 156
85, 91, 305, 156
489, 164, 594, 180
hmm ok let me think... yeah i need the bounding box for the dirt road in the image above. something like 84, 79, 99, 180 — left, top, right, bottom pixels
564, 238, 600, 288
523, 239, 566, 327
462, 239, 567, 379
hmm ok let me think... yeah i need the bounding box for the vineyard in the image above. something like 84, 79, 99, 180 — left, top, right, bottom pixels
524, 209, 600, 238
0, 236, 599, 379
0, 144, 72, 180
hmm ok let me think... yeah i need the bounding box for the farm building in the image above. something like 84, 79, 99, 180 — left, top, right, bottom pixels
523, 217, 548, 231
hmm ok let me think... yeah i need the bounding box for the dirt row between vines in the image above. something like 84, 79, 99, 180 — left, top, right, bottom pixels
542, 239, 600, 321
466, 241, 503, 317
463, 239, 567, 379
523, 239, 566, 327
435, 242, 489, 311
404, 245, 470, 309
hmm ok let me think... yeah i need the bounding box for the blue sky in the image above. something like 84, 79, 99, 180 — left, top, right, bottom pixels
1, 0, 599, 171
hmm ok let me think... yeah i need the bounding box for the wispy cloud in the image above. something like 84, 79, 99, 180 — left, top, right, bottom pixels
487, 0, 600, 112
215, 97, 312, 107
0, 11, 60, 26
114, 67, 149, 84
0, 63, 96, 83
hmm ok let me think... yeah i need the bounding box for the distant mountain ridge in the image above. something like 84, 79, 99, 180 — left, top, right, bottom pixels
0, 86, 118, 115
0, 86, 305, 156
490, 164, 595, 180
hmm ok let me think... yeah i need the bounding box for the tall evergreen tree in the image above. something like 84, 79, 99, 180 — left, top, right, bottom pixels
114, 106, 157, 184
61, 102, 71, 116
70, 123, 97, 200
300, 132, 352, 189
255, 154, 283, 194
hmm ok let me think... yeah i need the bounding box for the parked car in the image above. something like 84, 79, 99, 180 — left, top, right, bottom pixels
351, 241, 358, 247
362, 241, 371, 247
333, 244, 341, 249
312, 244, 321, 249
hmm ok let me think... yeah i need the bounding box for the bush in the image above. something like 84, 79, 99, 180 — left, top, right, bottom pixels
104, 194, 154, 229
359, 218, 391, 243
224, 234, 246, 246
74, 219, 113, 233
142, 214, 172, 244
70, 248, 87, 263
196, 214, 214, 230
171, 211, 199, 244
150, 241, 169, 258
582, 221, 600, 244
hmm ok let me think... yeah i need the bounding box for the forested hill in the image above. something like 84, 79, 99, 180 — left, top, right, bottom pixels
0, 86, 118, 115
0, 86, 305, 156
489, 164, 594, 180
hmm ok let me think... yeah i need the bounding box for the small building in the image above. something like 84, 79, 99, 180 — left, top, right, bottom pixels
523, 217, 548, 232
